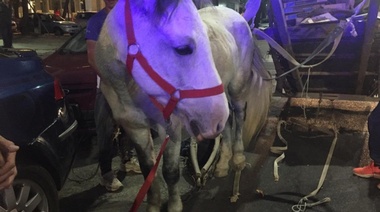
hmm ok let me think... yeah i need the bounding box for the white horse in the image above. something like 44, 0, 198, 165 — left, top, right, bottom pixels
96, 0, 272, 210
196, 4, 273, 202
96, 0, 229, 211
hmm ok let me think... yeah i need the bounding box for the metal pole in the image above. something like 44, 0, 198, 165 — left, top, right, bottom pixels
355, 0, 380, 94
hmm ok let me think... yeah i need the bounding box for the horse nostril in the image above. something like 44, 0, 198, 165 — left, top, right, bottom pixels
190, 120, 200, 137
216, 121, 224, 133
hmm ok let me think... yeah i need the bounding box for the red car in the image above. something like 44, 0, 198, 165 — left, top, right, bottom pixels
44, 27, 97, 136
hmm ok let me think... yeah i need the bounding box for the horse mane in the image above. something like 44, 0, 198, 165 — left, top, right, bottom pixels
193, 0, 213, 9
150, 0, 213, 22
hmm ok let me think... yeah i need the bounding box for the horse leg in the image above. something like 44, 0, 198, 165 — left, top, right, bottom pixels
129, 128, 162, 212
230, 100, 247, 202
214, 114, 233, 178
162, 118, 183, 212
99, 83, 163, 211
231, 102, 246, 170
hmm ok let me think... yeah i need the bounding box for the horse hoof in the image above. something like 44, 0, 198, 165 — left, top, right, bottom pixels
233, 154, 246, 165
147, 205, 161, 212
231, 154, 246, 171
168, 197, 183, 212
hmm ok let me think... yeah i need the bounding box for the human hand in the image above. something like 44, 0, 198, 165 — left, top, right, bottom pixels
0, 135, 19, 190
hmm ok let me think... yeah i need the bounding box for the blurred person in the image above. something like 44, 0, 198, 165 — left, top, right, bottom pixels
353, 101, 380, 189
54, 9, 61, 16
86, 0, 141, 192
0, 0, 13, 48
0, 135, 19, 190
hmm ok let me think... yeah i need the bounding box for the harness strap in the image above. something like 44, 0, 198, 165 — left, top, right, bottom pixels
128, 50, 224, 120
253, 25, 344, 80
125, 0, 136, 49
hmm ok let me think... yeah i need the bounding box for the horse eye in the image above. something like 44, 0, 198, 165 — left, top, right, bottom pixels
174, 45, 193, 55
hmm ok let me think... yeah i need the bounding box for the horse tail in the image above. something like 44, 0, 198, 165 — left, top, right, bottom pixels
242, 38, 273, 148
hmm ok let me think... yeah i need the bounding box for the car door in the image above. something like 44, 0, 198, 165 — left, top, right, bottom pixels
39, 13, 54, 33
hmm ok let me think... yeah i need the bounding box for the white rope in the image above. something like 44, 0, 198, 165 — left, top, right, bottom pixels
270, 120, 288, 181
201, 135, 221, 173
271, 119, 338, 211
291, 129, 338, 212
300, 67, 312, 119
231, 170, 242, 202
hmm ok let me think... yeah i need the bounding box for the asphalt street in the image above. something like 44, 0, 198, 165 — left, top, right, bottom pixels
10, 33, 69, 59
8, 33, 380, 212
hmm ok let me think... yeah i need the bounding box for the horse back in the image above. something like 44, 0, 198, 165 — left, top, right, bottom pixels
199, 6, 254, 97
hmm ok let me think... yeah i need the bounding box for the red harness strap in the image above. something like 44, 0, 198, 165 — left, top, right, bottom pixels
129, 136, 170, 212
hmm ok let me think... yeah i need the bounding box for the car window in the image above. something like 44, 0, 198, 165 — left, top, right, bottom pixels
61, 28, 87, 53
52, 14, 65, 21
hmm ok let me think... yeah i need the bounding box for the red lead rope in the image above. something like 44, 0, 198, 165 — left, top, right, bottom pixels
129, 136, 170, 212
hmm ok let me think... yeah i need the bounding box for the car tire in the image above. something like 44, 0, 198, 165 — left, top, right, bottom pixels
54, 28, 63, 36
0, 165, 59, 211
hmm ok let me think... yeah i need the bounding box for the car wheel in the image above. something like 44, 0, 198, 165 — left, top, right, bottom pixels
54, 28, 63, 36
0, 165, 59, 211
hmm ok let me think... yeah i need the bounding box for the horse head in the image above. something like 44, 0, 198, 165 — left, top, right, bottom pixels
100, 0, 229, 140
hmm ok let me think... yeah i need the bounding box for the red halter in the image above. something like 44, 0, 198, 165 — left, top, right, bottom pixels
124, 0, 224, 120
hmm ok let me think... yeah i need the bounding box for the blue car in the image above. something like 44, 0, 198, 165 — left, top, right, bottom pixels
0, 48, 78, 211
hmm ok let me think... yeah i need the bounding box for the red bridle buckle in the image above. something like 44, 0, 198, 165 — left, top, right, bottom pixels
128, 43, 140, 56
162, 90, 181, 120
126, 43, 140, 73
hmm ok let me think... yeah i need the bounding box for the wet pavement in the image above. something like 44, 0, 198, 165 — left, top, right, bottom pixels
56, 96, 380, 212
8, 33, 380, 212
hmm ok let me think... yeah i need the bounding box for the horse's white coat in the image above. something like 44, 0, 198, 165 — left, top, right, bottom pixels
199, 6, 272, 201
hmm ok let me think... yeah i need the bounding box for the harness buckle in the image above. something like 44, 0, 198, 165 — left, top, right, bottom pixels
128, 43, 140, 56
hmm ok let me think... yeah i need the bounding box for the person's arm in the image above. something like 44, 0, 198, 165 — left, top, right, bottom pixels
87, 39, 102, 76
0, 135, 19, 190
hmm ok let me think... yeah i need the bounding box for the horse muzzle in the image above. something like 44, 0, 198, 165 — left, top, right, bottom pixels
190, 119, 225, 142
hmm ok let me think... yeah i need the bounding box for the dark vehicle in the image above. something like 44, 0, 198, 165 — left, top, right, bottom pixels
27, 13, 80, 36
74, 11, 97, 28
44, 27, 97, 136
0, 48, 79, 211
